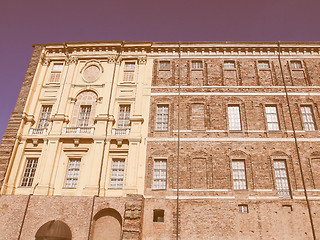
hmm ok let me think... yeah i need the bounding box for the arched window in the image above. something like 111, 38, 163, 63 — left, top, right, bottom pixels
35, 220, 72, 240
71, 91, 98, 127
91, 208, 122, 240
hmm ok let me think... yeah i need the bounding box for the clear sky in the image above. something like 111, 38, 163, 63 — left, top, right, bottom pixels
1, 0, 320, 139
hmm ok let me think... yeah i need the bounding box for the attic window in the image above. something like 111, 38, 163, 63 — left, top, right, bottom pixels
153, 209, 164, 222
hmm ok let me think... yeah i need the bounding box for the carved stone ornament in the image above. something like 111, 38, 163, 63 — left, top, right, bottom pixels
80, 60, 103, 83
138, 56, 147, 65
107, 55, 118, 63
40, 54, 50, 66
65, 56, 78, 65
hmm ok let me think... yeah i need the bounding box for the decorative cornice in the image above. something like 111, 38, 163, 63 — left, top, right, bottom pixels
65, 56, 78, 65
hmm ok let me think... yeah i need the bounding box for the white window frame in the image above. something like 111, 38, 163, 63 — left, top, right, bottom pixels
153, 159, 167, 190
290, 60, 303, 70
21, 158, 38, 187
191, 60, 203, 70
159, 61, 171, 71
265, 105, 280, 131
273, 160, 291, 197
64, 158, 81, 188
49, 63, 63, 82
156, 104, 169, 131
77, 105, 91, 127
224, 60, 236, 70
228, 105, 242, 131
117, 105, 131, 129
300, 105, 316, 131
37, 105, 52, 129
232, 160, 247, 190
109, 158, 125, 189
258, 60, 270, 69
123, 62, 135, 82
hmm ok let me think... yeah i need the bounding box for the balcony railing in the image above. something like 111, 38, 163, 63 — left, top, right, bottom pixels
29, 128, 47, 135
62, 127, 95, 135
112, 127, 130, 136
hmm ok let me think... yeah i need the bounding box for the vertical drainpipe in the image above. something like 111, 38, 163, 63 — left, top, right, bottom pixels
277, 41, 316, 240
176, 41, 182, 240
87, 42, 125, 240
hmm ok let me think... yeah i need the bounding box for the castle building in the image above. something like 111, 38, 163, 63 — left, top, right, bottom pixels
0, 41, 320, 239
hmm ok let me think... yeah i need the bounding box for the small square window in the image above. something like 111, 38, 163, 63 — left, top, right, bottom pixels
191, 61, 203, 69
159, 61, 170, 71
224, 61, 236, 69
238, 204, 248, 213
153, 209, 164, 222
290, 61, 303, 69
258, 61, 270, 69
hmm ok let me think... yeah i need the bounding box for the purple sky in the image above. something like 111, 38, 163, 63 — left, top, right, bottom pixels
1, 0, 320, 139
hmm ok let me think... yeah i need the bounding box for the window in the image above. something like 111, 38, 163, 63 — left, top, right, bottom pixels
232, 160, 247, 190
290, 60, 303, 69
265, 105, 280, 131
38, 106, 52, 129
224, 60, 236, 69
123, 62, 135, 82
300, 106, 316, 131
64, 159, 81, 188
118, 105, 131, 129
258, 61, 270, 69
153, 159, 167, 190
159, 61, 170, 71
238, 204, 248, 213
191, 60, 203, 69
228, 105, 241, 131
153, 209, 164, 222
49, 63, 63, 82
156, 105, 169, 131
110, 159, 125, 189
274, 160, 290, 197
78, 105, 91, 127
21, 159, 38, 187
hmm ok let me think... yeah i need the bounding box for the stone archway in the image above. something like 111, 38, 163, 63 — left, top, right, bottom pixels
35, 220, 72, 240
91, 208, 122, 240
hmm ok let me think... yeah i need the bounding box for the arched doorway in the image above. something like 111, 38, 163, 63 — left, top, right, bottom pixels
91, 208, 122, 240
35, 220, 72, 240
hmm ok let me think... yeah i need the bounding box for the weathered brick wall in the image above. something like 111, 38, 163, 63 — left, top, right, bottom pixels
145, 56, 320, 239
0, 45, 43, 190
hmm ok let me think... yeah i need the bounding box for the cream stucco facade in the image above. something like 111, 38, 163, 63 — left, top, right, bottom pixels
1, 42, 153, 198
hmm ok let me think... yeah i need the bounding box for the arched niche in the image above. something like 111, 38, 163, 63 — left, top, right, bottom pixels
35, 220, 72, 240
91, 208, 122, 240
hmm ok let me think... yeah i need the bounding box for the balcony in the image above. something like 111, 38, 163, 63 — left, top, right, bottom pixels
29, 128, 47, 135
62, 127, 95, 135
112, 127, 130, 136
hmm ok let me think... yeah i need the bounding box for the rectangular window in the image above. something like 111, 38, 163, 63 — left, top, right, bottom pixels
159, 61, 170, 71
238, 204, 248, 213
64, 159, 81, 188
224, 60, 236, 69
156, 105, 169, 131
21, 159, 38, 187
153, 159, 167, 190
274, 160, 290, 197
300, 106, 316, 131
153, 209, 164, 222
118, 105, 131, 129
49, 63, 63, 82
78, 105, 91, 127
228, 105, 241, 131
265, 105, 280, 131
123, 62, 135, 82
37, 106, 52, 129
232, 160, 247, 190
290, 60, 303, 69
110, 159, 125, 189
258, 61, 270, 69
191, 60, 203, 69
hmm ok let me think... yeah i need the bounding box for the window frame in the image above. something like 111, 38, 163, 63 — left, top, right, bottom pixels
117, 104, 131, 129
272, 159, 291, 198
299, 104, 316, 131
155, 104, 169, 132
153, 209, 165, 223
109, 158, 126, 189
191, 60, 203, 70
265, 104, 280, 131
257, 60, 270, 70
64, 158, 81, 189
227, 104, 242, 131
224, 60, 236, 70
290, 60, 303, 70
231, 159, 247, 190
159, 61, 171, 71
37, 105, 52, 129
152, 158, 167, 190
21, 158, 38, 187
49, 63, 64, 83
